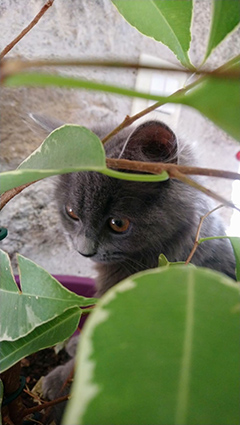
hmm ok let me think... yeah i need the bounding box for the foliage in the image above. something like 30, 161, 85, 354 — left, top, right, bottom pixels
0, 250, 96, 372
0, 1, 240, 424
63, 266, 239, 425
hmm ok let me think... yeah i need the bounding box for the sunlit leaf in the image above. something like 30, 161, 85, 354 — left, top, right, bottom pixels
112, 0, 193, 68
0, 125, 168, 194
0, 250, 96, 341
0, 307, 80, 373
182, 57, 240, 141
64, 266, 239, 425
205, 0, 240, 62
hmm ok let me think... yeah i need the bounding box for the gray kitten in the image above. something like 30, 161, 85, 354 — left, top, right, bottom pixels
35, 117, 235, 424
55, 120, 236, 296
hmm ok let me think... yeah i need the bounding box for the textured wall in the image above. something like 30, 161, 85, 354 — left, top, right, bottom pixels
0, 0, 239, 277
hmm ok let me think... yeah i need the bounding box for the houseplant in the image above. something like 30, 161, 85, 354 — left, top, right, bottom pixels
0, 1, 240, 424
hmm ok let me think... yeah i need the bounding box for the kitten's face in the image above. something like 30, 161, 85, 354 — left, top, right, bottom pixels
57, 170, 168, 264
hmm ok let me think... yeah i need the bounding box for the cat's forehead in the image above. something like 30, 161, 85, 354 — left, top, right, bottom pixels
69, 171, 117, 209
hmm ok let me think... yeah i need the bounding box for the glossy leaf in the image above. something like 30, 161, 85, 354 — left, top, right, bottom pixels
205, 0, 240, 62
112, 0, 193, 68
0, 307, 80, 373
63, 266, 239, 425
0, 250, 96, 341
0, 124, 168, 194
0, 125, 105, 194
182, 56, 240, 141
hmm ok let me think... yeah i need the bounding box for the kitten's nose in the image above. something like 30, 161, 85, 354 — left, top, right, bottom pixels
79, 250, 97, 258
77, 235, 97, 258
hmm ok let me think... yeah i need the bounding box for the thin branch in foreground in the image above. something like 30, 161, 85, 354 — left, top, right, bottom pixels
170, 169, 239, 212
0, 182, 35, 210
1, 58, 240, 79
1, 160, 240, 212
0, 0, 54, 60
185, 205, 224, 265
101, 101, 163, 144
20, 394, 69, 420
106, 158, 240, 181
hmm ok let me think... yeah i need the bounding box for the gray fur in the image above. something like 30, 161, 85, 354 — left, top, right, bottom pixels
40, 119, 236, 424
56, 120, 236, 296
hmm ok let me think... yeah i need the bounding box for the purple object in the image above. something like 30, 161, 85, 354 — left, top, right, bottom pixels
14, 274, 97, 330
14, 274, 96, 297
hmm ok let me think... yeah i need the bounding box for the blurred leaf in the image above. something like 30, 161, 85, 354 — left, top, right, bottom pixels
0, 307, 80, 373
0, 379, 3, 423
0, 250, 96, 341
204, 0, 240, 62
0, 125, 168, 194
112, 0, 193, 68
182, 57, 240, 141
229, 237, 240, 281
63, 266, 239, 425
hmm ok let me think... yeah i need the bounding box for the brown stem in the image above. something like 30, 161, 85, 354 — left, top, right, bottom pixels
1, 58, 240, 78
102, 102, 164, 144
1, 161, 240, 212
106, 158, 240, 180
185, 205, 224, 265
0, 0, 54, 60
0, 182, 36, 210
19, 394, 69, 420
170, 169, 239, 211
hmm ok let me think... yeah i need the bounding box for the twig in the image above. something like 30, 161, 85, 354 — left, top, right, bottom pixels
20, 394, 69, 420
106, 158, 240, 180
169, 169, 239, 211
185, 205, 224, 265
0, 0, 54, 60
1, 162, 240, 212
1, 58, 240, 79
102, 102, 164, 144
0, 182, 36, 210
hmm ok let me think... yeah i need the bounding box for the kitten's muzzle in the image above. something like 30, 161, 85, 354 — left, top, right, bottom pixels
76, 235, 97, 258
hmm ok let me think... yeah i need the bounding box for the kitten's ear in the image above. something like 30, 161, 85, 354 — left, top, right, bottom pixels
120, 120, 178, 163
28, 113, 65, 135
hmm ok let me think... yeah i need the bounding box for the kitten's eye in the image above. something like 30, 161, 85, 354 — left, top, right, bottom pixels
109, 218, 130, 233
65, 205, 79, 221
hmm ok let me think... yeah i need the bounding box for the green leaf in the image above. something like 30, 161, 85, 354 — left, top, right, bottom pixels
229, 237, 240, 281
0, 125, 105, 193
0, 380, 3, 424
63, 266, 240, 425
0, 250, 96, 341
0, 307, 80, 373
0, 124, 168, 194
205, 0, 240, 62
112, 0, 193, 68
182, 57, 240, 141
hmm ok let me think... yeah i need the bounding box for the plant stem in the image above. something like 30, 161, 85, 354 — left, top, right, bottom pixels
0, 0, 54, 60
185, 205, 224, 265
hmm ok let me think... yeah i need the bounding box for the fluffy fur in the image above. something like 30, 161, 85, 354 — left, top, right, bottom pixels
56, 120, 236, 296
